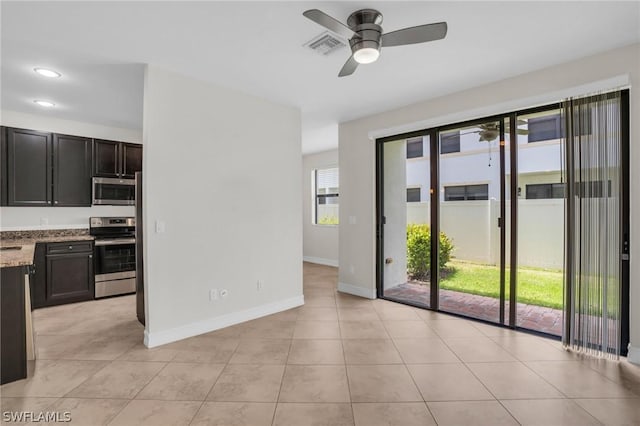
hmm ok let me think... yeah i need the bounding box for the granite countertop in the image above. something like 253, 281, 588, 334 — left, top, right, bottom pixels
0, 229, 94, 268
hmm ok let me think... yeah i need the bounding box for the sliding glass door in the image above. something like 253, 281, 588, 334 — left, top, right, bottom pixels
379, 135, 432, 307
437, 119, 505, 324
377, 93, 629, 346
514, 108, 565, 335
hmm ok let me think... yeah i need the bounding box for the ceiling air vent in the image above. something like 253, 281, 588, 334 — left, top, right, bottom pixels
304, 31, 346, 56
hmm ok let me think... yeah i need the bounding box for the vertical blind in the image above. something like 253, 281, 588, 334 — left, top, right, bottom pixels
563, 90, 623, 358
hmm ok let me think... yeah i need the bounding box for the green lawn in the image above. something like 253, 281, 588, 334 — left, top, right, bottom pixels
439, 260, 564, 309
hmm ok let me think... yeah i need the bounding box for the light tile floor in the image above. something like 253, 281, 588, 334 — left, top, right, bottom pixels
1, 262, 639, 425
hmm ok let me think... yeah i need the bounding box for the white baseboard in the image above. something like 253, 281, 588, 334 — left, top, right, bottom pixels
303, 256, 338, 267
338, 282, 376, 299
144, 295, 304, 348
628, 344, 640, 365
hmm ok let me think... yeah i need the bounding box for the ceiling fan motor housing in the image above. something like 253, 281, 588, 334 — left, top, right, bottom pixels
347, 9, 383, 54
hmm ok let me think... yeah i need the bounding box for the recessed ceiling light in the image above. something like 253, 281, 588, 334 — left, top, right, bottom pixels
34, 68, 61, 78
33, 100, 55, 107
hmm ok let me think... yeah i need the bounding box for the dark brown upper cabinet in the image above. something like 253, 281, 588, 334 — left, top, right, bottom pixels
93, 139, 120, 178
6, 128, 52, 206
53, 134, 92, 207
94, 140, 142, 178
122, 143, 142, 178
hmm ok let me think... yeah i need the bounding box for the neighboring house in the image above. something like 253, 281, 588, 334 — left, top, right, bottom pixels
403, 110, 566, 269
405, 110, 564, 204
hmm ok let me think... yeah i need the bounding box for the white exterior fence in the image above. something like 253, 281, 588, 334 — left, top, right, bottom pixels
406, 199, 564, 270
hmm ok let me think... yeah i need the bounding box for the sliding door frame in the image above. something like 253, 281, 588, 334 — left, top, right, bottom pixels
375, 96, 629, 343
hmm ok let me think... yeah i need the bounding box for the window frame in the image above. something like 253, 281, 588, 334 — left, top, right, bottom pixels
406, 187, 421, 203
406, 137, 424, 159
443, 183, 489, 201
439, 130, 461, 154
313, 167, 339, 226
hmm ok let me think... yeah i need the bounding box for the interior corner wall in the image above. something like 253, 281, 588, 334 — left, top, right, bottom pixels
302, 149, 338, 267
338, 43, 640, 357
0, 110, 140, 230
142, 65, 303, 347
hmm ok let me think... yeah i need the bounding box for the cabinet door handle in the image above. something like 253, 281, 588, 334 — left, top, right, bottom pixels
88, 255, 92, 259
68, 246, 73, 250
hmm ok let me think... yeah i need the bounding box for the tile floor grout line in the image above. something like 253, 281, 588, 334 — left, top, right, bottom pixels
458, 358, 528, 426
338, 310, 355, 425
382, 319, 439, 424
270, 335, 293, 426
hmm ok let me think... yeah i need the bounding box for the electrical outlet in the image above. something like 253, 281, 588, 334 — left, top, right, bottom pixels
209, 289, 218, 301
220, 289, 228, 298
257, 280, 263, 291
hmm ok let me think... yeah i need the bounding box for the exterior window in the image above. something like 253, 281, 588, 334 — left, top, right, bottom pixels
440, 131, 461, 154
528, 114, 562, 142
314, 167, 339, 225
406, 138, 423, 159
577, 180, 612, 198
526, 183, 565, 199
444, 184, 489, 201
407, 188, 421, 203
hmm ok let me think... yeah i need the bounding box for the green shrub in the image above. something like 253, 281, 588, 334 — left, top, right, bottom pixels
406, 224, 454, 279
318, 215, 339, 225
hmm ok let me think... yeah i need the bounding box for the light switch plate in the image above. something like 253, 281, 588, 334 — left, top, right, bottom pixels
155, 220, 166, 233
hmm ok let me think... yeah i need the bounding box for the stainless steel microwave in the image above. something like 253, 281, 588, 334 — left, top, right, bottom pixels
92, 177, 135, 205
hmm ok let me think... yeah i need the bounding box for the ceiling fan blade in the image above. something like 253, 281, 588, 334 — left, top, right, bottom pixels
338, 55, 358, 77
382, 22, 447, 47
303, 9, 359, 40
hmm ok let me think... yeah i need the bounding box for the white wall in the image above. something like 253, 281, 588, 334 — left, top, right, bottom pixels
302, 149, 338, 266
0, 110, 139, 230
143, 65, 302, 347
338, 43, 640, 360
382, 140, 407, 290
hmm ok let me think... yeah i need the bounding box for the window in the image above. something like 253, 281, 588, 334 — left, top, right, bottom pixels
576, 180, 612, 198
406, 138, 423, 159
406, 188, 421, 202
526, 183, 565, 199
444, 184, 489, 201
528, 114, 563, 142
440, 131, 460, 154
314, 167, 339, 225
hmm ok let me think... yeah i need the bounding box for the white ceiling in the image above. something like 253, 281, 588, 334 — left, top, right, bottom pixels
2, 2, 639, 153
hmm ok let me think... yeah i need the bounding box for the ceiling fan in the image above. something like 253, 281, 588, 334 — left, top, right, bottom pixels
303, 8, 447, 77
458, 120, 529, 167
460, 120, 529, 142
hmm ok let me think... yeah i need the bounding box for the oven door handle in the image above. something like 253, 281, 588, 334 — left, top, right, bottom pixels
95, 238, 136, 246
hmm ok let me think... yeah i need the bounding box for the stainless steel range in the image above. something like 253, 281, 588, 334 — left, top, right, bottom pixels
90, 217, 136, 298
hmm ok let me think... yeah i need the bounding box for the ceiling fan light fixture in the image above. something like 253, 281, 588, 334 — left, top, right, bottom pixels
33, 100, 55, 107
34, 67, 61, 78
353, 47, 380, 64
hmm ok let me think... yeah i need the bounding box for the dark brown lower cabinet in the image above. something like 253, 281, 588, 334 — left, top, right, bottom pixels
1, 266, 27, 384
32, 241, 95, 308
